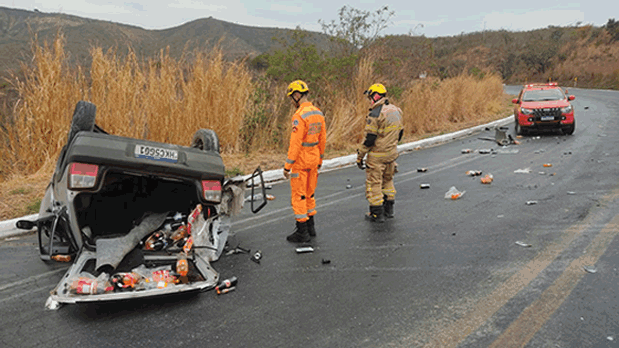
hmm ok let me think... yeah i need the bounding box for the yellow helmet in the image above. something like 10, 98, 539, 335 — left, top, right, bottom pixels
286, 80, 309, 96
364, 83, 387, 96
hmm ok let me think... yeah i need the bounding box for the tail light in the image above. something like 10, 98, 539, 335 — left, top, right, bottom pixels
69, 163, 99, 189
202, 180, 221, 202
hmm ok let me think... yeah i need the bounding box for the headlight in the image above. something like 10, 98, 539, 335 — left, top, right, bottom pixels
561, 105, 573, 114
520, 107, 534, 115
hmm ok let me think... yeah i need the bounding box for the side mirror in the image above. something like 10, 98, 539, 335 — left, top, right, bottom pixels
512, 98, 519, 104
568, 95, 575, 101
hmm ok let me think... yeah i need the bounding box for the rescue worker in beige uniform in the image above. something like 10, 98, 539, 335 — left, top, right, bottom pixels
283, 80, 327, 242
357, 83, 404, 223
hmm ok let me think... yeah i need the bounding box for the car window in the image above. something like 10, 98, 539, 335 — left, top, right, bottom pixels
522, 89, 565, 102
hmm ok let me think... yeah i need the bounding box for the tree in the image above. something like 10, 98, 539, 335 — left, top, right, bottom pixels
319, 5, 395, 55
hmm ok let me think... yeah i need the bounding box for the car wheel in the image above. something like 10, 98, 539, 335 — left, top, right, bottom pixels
67, 101, 97, 144
191, 129, 220, 153
515, 121, 524, 136
563, 121, 575, 135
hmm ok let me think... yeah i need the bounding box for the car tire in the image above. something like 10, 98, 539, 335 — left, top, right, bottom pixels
515, 121, 525, 136
562, 121, 575, 135
191, 129, 220, 153
67, 101, 97, 144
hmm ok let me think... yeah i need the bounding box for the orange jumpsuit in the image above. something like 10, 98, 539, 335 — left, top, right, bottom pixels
284, 101, 326, 222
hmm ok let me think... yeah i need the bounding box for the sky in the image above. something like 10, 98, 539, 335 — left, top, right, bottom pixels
3, 1, 618, 38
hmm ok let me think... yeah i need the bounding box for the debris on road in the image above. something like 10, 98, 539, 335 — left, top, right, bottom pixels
543, 163, 553, 167
479, 149, 492, 154
567, 191, 577, 195
526, 201, 538, 205
217, 286, 236, 295
417, 168, 428, 172
583, 266, 597, 274
514, 168, 531, 174
497, 148, 519, 154
461, 149, 472, 154
497, 215, 505, 218
515, 241, 532, 247
296, 246, 314, 253
250, 250, 262, 264
346, 184, 352, 189
245, 193, 275, 201
466, 170, 482, 176
539, 172, 546, 175
420, 184, 430, 189
480, 174, 493, 184
321, 259, 331, 264
215, 276, 238, 294
445, 186, 465, 200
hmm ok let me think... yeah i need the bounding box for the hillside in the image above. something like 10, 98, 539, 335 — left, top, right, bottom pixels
0, 6, 332, 72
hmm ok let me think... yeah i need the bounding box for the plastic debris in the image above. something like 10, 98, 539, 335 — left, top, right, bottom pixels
538, 172, 546, 175
466, 170, 482, 176
445, 186, 465, 200
608, 336, 614, 341
51, 255, 72, 262
480, 174, 493, 184
216, 276, 238, 293
251, 250, 262, 264
515, 241, 531, 247
266, 194, 275, 200
526, 201, 538, 205
543, 163, 553, 167
479, 149, 492, 154
514, 168, 531, 174
321, 259, 331, 264
217, 286, 236, 295
583, 266, 597, 274
461, 149, 472, 154
45, 296, 61, 310
420, 183, 430, 189
346, 184, 352, 189
296, 246, 314, 253
417, 168, 428, 172
567, 191, 576, 195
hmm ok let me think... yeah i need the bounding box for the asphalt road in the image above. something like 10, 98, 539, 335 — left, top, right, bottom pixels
1, 86, 619, 348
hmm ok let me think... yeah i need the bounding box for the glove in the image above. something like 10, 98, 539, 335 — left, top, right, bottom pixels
283, 168, 290, 179
356, 157, 365, 170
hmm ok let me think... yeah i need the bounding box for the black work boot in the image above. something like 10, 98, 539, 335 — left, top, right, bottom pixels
307, 216, 316, 237
383, 200, 395, 218
365, 205, 385, 223
286, 220, 311, 243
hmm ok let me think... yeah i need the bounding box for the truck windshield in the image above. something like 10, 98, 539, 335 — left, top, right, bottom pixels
522, 89, 565, 102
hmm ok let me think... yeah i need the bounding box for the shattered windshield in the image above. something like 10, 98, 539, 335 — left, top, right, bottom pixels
522, 89, 565, 102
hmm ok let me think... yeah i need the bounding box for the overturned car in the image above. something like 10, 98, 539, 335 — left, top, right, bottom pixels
16, 101, 267, 309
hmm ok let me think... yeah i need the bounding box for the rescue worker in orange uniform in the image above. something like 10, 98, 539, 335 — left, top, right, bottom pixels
357, 83, 404, 223
283, 80, 327, 243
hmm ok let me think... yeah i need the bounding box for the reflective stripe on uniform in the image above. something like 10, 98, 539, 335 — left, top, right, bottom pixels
368, 151, 392, 157
291, 173, 300, 178
378, 125, 402, 134
307, 208, 316, 216
301, 110, 323, 119
286, 158, 295, 164
295, 213, 308, 220
302, 141, 319, 147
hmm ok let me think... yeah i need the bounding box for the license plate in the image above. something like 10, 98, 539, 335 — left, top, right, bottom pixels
134, 144, 178, 163
541, 116, 555, 121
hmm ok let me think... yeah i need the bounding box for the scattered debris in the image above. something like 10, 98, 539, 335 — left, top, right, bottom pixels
497, 215, 504, 218
461, 149, 472, 154
217, 286, 236, 295
514, 168, 531, 174
321, 259, 331, 264
45, 296, 61, 311
420, 184, 430, 189
583, 266, 597, 274
265, 185, 273, 190
51, 255, 72, 262
466, 170, 482, 176
250, 250, 262, 264
515, 241, 531, 247
526, 201, 538, 205
567, 191, 577, 195
445, 186, 465, 200
497, 148, 519, 154
539, 172, 546, 175
607, 336, 614, 342
226, 246, 251, 255
417, 168, 428, 172
480, 174, 493, 184
479, 149, 492, 154
296, 246, 314, 253
215, 276, 238, 294
346, 184, 352, 189
543, 163, 553, 167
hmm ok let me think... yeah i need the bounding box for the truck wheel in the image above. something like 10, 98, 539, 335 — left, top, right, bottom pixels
67, 101, 97, 144
563, 122, 575, 135
515, 121, 525, 136
191, 129, 220, 153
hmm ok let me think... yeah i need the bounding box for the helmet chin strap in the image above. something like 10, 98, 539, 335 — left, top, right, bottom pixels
291, 93, 302, 106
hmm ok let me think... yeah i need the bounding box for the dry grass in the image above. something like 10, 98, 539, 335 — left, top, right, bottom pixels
0, 35, 509, 220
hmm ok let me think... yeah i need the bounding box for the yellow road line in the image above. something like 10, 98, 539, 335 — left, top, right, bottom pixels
489, 214, 619, 347
420, 190, 619, 348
